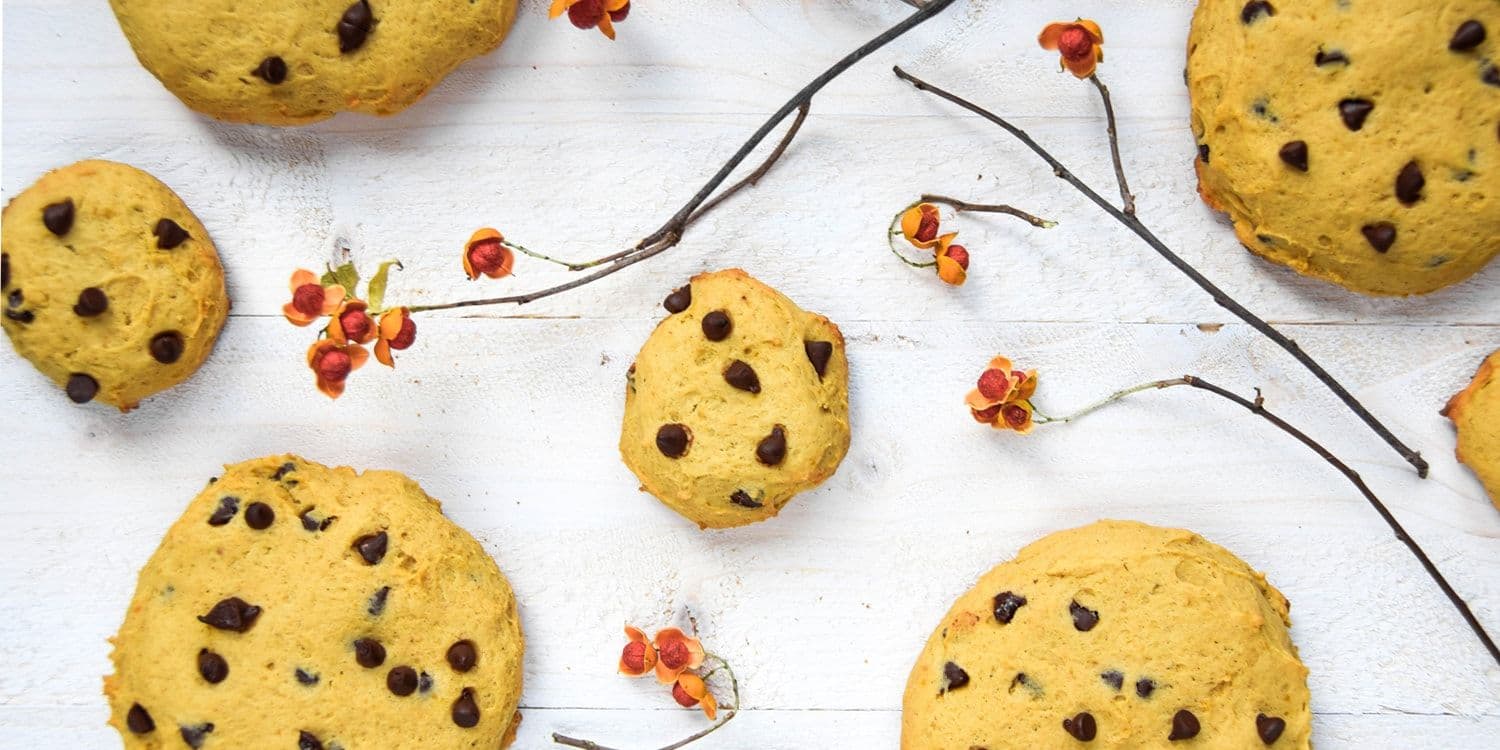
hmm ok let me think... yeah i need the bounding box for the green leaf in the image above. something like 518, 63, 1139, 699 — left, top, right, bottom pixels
325, 262, 360, 295
366, 260, 404, 311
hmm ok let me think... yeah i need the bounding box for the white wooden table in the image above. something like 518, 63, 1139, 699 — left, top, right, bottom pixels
3, 1, 1498, 746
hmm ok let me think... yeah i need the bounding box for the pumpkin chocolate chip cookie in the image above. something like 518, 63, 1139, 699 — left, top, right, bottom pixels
108, 0, 519, 125
2, 160, 228, 410
1188, 0, 1500, 295
903, 520, 1310, 748
1443, 349, 1500, 511
620, 269, 850, 529
105, 455, 525, 748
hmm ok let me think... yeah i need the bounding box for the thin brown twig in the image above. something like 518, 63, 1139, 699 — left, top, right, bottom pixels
1072, 376, 1497, 665
1087, 74, 1134, 215
892, 65, 1429, 477
920, 194, 1056, 228
404, 0, 960, 313
553, 654, 743, 750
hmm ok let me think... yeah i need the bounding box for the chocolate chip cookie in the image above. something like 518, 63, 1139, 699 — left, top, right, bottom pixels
2, 160, 228, 410
1189, 1, 1500, 295
903, 520, 1310, 748
105, 455, 525, 748
620, 269, 851, 529
108, 0, 519, 125
1443, 349, 1500, 511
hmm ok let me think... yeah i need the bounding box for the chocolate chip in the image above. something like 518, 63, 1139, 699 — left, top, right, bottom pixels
197, 597, 261, 632
368, 586, 390, 616
152, 219, 189, 250
208, 496, 239, 526
179, 723, 214, 749
1362, 222, 1397, 253
1338, 99, 1374, 131
1395, 161, 1425, 205
353, 531, 388, 564
1197, 143, 1210, 163
1101, 670, 1124, 691
1240, 1, 1273, 24
4, 309, 33, 324
387, 665, 419, 696
253, 56, 288, 84
941, 661, 970, 692
197, 649, 229, 684
1450, 20, 1486, 51
1484, 65, 1500, 88
8, 289, 24, 308
655, 423, 691, 458
448, 640, 478, 672
272, 461, 297, 481
148, 331, 185, 365
300, 508, 336, 531
729, 489, 762, 508
338, 0, 375, 53
755, 425, 787, 466
295, 667, 319, 685
1063, 712, 1098, 741
126, 703, 155, 733
1314, 49, 1348, 66
1278, 141, 1308, 171
42, 199, 74, 236
1009, 672, 1030, 691
1136, 678, 1156, 698
701, 310, 731, 341
993, 591, 1027, 624
452, 687, 481, 728
804, 341, 833, 379
663, 285, 691, 313
298, 730, 325, 750
66, 373, 98, 404
1070, 600, 1099, 631
244, 502, 274, 530
723, 360, 760, 393
1169, 710, 1201, 741
2, 253, 9, 288
354, 637, 386, 668
73, 287, 108, 317
1256, 714, 1286, 744
419, 671, 434, 693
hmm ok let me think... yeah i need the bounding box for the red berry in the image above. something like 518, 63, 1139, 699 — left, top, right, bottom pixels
658, 639, 690, 669
976, 368, 1011, 401
609, 1, 630, 22
339, 309, 372, 341
671, 681, 699, 708
389, 317, 417, 350
1002, 404, 1030, 429
468, 239, 507, 276
317, 350, 353, 383
1058, 26, 1093, 62
568, 0, 604, 28
620, 641, 649, 673
916, 207, 939, 243
945, 245, 970, 270
971, 404, 1002, 424
292, 284, 325, 317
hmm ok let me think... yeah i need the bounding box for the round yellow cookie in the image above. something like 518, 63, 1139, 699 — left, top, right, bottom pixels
903, 520, 1310, 749
620, 269, 851, 529
1443, 348, 1500, 511
108, 0, 519, 125
2, 160, 228, 410
1188, 0, 1500, 295
105, 455, 525, 749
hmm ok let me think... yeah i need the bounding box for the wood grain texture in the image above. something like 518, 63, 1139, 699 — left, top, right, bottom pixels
2, 0, 1498, 747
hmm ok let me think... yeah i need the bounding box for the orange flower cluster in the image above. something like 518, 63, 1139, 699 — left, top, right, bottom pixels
551, 0, 631, 40
618, 626, 718, 719
282, 268, 415, 398
966, 356, 1038, 433
898, 202, 970, 285
1039, 19, 1104, 78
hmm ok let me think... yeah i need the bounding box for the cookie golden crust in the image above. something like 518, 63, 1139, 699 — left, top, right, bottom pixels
1443, 349, 1500, 510
620, 269, 851, 529
108, 0, 519, 125
105, 455, 525, 749
1, 160, 228, 411
1188, 0, 1500, 296
902, 520, 1310, 749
